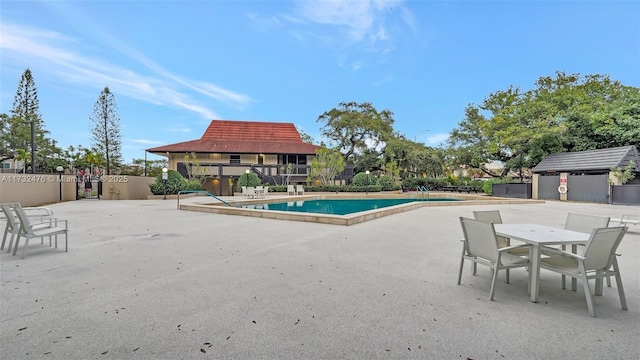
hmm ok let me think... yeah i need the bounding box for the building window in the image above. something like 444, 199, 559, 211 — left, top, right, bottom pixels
1, 163, 10, 169
230, 155, 241, 164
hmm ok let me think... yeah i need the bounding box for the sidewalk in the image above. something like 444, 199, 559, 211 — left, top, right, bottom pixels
1, 198, 638, 359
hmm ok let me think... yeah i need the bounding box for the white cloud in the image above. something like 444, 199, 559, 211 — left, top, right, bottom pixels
426, 133, 449, 147
129, 139, 165, 145
167, 128, 192, 133
290, 0, 411, 43
0, 22, 251, 119
271, 0, 414, 71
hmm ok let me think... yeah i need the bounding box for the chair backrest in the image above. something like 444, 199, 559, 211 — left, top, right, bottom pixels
288, 185, 295, 192
12, 204, 33, 235
473, 210, 503, 224
460, 217, 499, 262
564, 213, 610, 233
296, 184, 304, 192
246, 187, 256, 195
582, 227, 627, 271
1, 203, 19, 231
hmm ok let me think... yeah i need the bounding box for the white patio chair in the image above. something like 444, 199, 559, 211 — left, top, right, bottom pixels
1, 203, 21, 253
246, 187, 256, 199
241, 186, 248, 198
255, 186, 264, 199
287, 185, 296, 196
540, 226, 628, 317
473, 210, 530, 257
296, 184, 305, 195
612, 214, 640, 227
457, 217, 532, 300
13, 204, 69, 259
562, 213, 611, 289
263, 186, 269, 198
2, 203, 54, 253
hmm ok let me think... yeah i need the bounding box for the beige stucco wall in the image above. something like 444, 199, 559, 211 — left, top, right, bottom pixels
0, 174, 155, 205
102, 175, 155, 200
0, 174, 61, 206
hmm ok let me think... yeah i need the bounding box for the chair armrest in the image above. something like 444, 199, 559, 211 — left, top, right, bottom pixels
540, 246, 585, 260
26, 218, 68, 230
498, 244, 531, 252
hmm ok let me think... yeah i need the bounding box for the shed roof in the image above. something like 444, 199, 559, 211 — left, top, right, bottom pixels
531, 146, 640, 173
147, 120, 321, 155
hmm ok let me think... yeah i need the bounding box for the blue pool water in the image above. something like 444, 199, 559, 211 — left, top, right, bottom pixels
242, 198, 460, 216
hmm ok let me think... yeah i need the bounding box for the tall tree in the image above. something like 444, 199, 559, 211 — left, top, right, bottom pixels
446, 72, 639, 178
3, 69, 55, 172
309, 148, 345, 185
316, 102, 394, 165
90, 87, 122, 174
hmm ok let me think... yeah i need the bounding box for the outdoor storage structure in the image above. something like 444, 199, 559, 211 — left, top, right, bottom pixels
531, 146, 640, 204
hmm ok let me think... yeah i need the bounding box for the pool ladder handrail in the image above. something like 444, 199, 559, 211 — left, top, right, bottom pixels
177, 190, 235, 209
416, 185, 429, 201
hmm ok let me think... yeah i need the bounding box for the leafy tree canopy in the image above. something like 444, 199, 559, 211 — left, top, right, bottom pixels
446, 71, 640, 178
316, 101, 395, 165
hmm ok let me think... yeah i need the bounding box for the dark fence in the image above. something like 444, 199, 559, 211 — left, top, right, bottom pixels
611, 184, 640, 205
492, 183, 532, 199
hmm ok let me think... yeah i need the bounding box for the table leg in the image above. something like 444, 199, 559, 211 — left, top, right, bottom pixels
571, 244, 578, 291
531, 245, 541, 302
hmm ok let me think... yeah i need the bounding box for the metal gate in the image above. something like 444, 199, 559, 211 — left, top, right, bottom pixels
75, 176, 102, 199
567, 174, 609, 203
538, 175, 560, 200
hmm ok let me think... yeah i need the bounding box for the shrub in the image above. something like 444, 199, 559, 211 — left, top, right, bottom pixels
184, 179, 203, 191
352, 172, 376, 187
149, 170, 187, 195
377, 175, 396, 191
237, 172, 261, 189
482, 178, 509, 195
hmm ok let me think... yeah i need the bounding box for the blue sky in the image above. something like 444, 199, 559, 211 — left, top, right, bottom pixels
1, 0, 638, 163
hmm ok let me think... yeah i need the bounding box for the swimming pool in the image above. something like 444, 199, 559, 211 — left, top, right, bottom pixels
180, 193, 542, 226
242, 198, 460, 215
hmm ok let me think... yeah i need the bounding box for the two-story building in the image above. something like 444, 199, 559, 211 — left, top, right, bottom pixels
147, 120, 353, 195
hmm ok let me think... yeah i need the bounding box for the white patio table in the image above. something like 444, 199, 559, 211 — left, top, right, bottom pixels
494, 223, 590, 303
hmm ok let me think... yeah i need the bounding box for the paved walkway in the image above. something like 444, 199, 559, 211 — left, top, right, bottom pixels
1, 198, 639, 359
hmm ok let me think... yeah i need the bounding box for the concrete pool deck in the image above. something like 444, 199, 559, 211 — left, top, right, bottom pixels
1, 197, 639, 359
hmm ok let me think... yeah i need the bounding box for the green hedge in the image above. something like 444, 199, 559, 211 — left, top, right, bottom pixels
149, 170, 202, 195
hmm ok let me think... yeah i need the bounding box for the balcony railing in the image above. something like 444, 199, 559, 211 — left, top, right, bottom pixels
177, 162, 355, 183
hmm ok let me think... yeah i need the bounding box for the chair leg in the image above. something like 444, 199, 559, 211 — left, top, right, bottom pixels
505, 269, 510, 284
457, 245, 466, 285
20, 236, 32, 259
579, 268, 596, 317
613, 259, 627, 311
606, 275, 612, 288
11, 235, 21, 256
489, 265, 499, 301
1, 223, 9, 250
6, 232, 17, 253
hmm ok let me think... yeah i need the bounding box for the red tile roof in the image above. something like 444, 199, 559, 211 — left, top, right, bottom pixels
147, 120, 321, 155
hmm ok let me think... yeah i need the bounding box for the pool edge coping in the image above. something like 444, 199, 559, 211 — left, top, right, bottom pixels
179, 193, 545, 226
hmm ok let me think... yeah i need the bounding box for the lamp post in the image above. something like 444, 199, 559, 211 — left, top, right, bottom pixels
365, 170, 370, 195
162, 167, 168, 200
245, 169, 250, 187
56, 166, 64, 201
